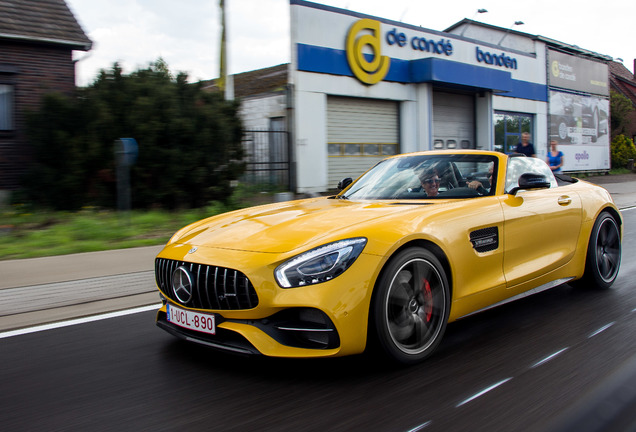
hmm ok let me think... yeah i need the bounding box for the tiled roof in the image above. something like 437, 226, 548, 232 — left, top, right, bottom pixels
202, 63, 288, 99
608, 61, 634, 82
609, 61, 636, 106
0, 0, 91, 50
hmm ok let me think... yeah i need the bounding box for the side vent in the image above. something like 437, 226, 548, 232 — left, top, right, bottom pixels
470, 227, 499, 253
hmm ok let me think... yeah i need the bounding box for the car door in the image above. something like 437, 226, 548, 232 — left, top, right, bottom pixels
501, 157, 583, 288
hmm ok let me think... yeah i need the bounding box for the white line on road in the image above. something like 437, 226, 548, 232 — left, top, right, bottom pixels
456, 378, 513, 407
405, 420, 432, 432
588, 322, 615, 338
531, 347, 569, 369
0, 304, 162, 339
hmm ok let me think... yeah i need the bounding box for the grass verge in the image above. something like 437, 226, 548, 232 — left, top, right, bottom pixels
0, 187, 283, 260
0, 207, 215, 260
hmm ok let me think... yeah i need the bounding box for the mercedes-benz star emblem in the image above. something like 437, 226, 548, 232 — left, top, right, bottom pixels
171, 266, 194, 304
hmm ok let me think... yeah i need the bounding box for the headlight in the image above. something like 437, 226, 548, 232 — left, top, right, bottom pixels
275, 238, 367, 288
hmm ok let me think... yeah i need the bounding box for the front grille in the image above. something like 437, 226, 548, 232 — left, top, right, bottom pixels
155, 258, 259, 310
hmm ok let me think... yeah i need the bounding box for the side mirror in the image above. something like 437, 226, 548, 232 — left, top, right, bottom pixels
509, 173, 550, 195
337, 177, 353, 191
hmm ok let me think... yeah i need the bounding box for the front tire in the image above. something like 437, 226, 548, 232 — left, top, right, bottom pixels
582, 212, 621, 289
371, 247, 450, 364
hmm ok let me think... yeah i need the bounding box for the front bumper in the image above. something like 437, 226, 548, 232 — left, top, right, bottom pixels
154, 246, 384, 358
156, 305, 341, 356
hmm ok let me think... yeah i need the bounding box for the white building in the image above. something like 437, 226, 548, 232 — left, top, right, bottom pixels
233, 1, 612, 193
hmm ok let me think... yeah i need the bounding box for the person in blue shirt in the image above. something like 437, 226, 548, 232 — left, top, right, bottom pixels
547, 140, 564, 173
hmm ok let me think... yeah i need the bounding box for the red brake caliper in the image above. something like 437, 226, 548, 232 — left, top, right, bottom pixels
422, 279, 433, 322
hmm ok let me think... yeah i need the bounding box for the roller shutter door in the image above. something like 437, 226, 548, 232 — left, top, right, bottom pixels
432, 91, 475, 150
327, 96, 399, 189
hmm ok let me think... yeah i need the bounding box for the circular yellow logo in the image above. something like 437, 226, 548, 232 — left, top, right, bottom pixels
346, 19, 390, 85
551, 60, 560, 77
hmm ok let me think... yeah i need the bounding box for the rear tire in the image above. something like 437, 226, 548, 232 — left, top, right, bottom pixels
582, 212, 621, 289
371, 247, 450, 364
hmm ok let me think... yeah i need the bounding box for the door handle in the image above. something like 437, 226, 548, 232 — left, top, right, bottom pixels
558, 196, 572, 206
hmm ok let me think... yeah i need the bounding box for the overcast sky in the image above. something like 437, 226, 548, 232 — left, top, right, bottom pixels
66, 0, 635, 86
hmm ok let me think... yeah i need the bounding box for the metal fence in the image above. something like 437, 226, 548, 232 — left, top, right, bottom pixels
241, 129, 291, 189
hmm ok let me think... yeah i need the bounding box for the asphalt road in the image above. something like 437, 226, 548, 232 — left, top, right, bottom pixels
1, 210, 635, 432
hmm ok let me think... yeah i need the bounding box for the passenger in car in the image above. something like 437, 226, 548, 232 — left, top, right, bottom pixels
467, 163, 494, 195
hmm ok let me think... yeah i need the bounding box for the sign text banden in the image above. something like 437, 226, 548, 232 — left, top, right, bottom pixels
476, 47, 518, 69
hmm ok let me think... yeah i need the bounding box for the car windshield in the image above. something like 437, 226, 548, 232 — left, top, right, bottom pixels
341, 154, 498, 200
505, 155, 558, 193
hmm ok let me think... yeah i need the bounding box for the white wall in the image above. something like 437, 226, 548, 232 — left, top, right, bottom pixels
289, 2, 554, 192
475, 92, 493, 149
239, 94, 287, 130
453, 26, 537, 56
414, 85, 433, 151
294, 90, 327, 193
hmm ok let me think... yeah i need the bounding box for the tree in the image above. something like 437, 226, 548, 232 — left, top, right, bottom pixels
22, 91, 97, 209
610, 90, 635, 140
24, 60, 244, 210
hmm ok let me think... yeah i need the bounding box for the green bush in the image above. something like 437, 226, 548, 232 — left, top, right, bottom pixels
611, 134, 636, 169
23, 59, 244, 210
610, 90, 635, 139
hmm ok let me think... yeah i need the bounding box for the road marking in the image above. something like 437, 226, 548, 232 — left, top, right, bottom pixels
456, 378, 512, 407
531, 347, 569, 369
405, 420, 432, 431
620, 206, 636, 212
588, 322, 615, 338
0, 304, 162, 339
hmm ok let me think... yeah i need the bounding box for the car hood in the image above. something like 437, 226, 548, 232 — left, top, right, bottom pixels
169, 197, 426, 254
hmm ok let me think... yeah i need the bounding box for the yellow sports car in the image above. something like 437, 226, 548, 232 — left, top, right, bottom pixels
154, 150, 622, 364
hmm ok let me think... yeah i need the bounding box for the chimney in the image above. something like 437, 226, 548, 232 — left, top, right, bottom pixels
633, 59, 636, 80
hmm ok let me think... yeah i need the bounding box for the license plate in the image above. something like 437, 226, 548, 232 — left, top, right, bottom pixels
166, 304, 216, 335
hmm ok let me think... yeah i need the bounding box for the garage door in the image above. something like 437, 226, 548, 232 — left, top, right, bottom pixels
327, 96, 399, 189
432, 91, 475, 150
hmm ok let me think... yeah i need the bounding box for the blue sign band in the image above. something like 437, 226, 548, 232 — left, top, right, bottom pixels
296, 43, 547, 101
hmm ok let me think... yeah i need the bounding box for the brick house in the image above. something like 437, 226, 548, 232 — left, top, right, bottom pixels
0, 0, 91, 201
608, 60, 636, 142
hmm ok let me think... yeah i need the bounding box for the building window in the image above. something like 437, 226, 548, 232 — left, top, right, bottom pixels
328, 143, 398, 156
0, 84, 14, 131
494, 112, 533, 153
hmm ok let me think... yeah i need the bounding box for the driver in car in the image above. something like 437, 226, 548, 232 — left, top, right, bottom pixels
419, 169, 441, 197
